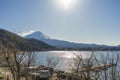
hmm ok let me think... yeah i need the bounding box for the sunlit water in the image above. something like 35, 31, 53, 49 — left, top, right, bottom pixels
33, 51, 120, 71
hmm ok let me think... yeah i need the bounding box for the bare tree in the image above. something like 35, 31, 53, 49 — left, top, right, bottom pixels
46, 55, 59, 69
21, 52, 35, 80
98, 52, 120, 80
68, 51, 120, 80
0, 43, 35, 80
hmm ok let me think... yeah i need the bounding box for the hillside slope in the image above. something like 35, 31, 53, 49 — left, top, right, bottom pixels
0, 29, 55, 51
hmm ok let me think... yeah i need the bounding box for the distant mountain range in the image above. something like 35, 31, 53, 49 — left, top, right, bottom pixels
0, 29, 55, 51
25, 31, 120, 50
0, 28, 119, 51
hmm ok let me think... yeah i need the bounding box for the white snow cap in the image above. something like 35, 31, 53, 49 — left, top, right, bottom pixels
18, 31, 35, 37
19, 31, 50, 39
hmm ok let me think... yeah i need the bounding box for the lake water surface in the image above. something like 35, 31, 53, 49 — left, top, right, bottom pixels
34, 51, 120, 71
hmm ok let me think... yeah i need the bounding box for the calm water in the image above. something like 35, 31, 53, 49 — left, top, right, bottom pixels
34, 51, 120, 71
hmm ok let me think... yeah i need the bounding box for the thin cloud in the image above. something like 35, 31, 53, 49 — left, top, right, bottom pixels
18, 31, 35, 37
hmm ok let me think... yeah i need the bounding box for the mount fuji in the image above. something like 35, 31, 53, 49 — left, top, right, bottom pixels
24, 31, 111, 49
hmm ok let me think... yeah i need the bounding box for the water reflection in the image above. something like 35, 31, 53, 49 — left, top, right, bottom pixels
34, 51, 120, 71
34, 51, 91, 71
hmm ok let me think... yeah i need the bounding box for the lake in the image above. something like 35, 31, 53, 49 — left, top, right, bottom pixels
34, 51, 120, 71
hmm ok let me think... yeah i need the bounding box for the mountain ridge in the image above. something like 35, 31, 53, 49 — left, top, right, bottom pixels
25, 31, 120, 50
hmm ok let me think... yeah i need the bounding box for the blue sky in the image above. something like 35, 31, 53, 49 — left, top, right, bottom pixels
0, 0, 120, 46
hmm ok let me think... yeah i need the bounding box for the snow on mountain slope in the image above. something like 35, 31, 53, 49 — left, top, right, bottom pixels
24, 31, 108, 48
25, 31, 50, 39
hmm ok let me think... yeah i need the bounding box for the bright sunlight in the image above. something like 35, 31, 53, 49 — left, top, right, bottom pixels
57, 0, 78, 10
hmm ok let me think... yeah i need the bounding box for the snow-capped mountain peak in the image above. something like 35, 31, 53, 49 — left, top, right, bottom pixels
25, 31, 110, 49
25, 31, 50, 39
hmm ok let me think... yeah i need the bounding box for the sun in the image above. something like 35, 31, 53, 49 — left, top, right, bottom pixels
60, 0, 73, 9
57, 0, 77, 10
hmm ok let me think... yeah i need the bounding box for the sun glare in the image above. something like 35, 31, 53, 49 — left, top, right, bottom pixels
57, 0, 77, 10
60, 0, 73, 9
